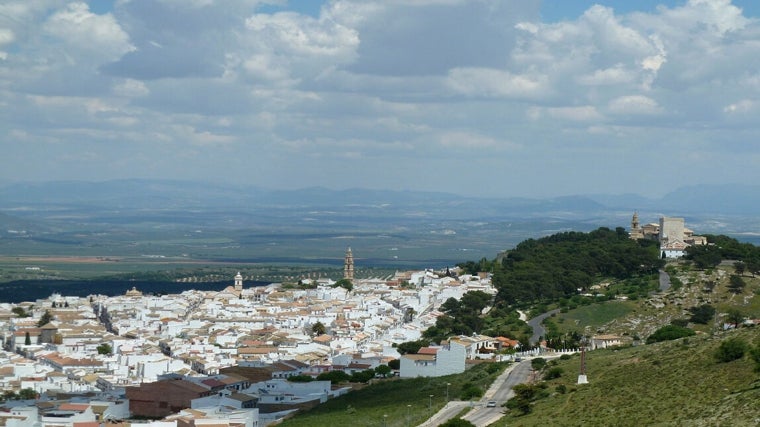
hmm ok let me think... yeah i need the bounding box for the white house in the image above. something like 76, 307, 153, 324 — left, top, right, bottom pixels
399, 341, 466, 378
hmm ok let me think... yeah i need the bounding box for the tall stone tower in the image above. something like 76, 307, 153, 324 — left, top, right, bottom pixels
629, 211, 643, 240
234, 272, 243, 292
343, 247, 354, 281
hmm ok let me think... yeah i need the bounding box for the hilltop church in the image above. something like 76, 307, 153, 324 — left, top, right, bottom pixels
629, 212, 707, 258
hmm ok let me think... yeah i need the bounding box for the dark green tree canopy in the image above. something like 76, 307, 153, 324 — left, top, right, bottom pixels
36, 310, 53, 327
491, 227, 664, 305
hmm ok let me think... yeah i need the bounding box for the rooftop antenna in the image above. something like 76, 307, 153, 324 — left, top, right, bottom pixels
577, 336, 589, 384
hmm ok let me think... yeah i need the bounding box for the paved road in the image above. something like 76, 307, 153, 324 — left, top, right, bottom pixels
659, 269, 671, 292
527, 309, 560, 345
419, 361, 533, 427
461, 361, 532, 426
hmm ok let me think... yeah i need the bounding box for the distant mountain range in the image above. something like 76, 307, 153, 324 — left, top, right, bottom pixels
1, 179, 759, 268
1, 179, 758, 215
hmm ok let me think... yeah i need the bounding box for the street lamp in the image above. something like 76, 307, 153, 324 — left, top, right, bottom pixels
407, 404, 411, 426
429, 394, 434, 410
383, 414, 387, 427
446, 382, 451, 401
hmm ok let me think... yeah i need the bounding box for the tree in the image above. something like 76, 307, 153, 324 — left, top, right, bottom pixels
97, 343, 112, 355
688, 304, 715, 325
714, 337, 748, 363
375, 364, 392, 378
733, 261, 746, 276
311, 321, 327, 336
17, 388, 36, 400
36, 310, 53, 327
388, 359, 400, 370
349, 369, 375, 383
725, 309, 745, 328
333, 278, 353, 292
287, 375, 314, 382
685, 244, 722, 270
530, 357, 546, 371
727, 274, 746, 294
395, 339, 429, 355
24, 331, 31, 346
11, 307, 28, 318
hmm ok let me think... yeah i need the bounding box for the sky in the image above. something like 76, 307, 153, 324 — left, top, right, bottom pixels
2, 0, 760, 198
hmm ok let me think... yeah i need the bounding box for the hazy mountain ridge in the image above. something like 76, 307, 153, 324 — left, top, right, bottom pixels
1, 180, 759, 264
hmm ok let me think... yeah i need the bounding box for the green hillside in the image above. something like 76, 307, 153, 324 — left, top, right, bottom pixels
496, 328, 760, 426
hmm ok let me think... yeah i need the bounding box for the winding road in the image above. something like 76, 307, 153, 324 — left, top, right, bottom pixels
527, 308, 560, 345
659, 269, 671, 292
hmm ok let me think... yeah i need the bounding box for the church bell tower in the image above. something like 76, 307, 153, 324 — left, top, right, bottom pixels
344, 247, 354, 280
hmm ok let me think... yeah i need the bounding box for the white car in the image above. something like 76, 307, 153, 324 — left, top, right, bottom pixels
486, 401, 497, 408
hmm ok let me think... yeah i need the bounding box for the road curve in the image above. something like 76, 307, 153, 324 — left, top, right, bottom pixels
659, 269, 671, 292
527, 308, 560, 345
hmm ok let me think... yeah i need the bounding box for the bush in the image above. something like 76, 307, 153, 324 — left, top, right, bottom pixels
460, 384, 483, 400
670, 318, 689, 327
543, 367, 564, 380
440, 419, 476, 427
646, 325, 695, 344
715, 337, 748, 363
559, 354, 571, 360
316, 370, 351, 384
531, 358, 546, 371
688, 304, 715, 324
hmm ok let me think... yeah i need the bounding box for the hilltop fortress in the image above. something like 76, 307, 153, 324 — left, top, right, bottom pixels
629, 212, 707, 258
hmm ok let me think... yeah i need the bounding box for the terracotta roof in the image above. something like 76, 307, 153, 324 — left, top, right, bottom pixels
58, 403, 90, 412
417, 347, 439, 355
403, 354, 435, 361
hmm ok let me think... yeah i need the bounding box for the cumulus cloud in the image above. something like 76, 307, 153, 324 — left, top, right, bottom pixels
608, 95, 663, 115
43, 2, 134, 60
2, 0, 760, 197
446, 68, 548, 98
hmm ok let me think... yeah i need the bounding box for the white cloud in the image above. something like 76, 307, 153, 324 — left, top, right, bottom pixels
608, 95, 663, 115
113, 79, 149, 97
2, 0, 760, 197
446, 68, 547, 98
577, 65, 636, 86
724, 99, 755, 113
43, 2, 134, 60
533, 106, 604, 122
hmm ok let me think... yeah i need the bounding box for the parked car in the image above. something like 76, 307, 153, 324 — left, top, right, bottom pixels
486, 401, 497, 408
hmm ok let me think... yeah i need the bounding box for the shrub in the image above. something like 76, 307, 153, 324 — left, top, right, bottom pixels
460, 384, 483, 400
440, 419, 476, 427
715, 337, 748, 363
531, 357, 546, 371
646, 325, 695, 344
543, 367, 564, 380
316, 370, 351, 384
688, 304, 715, 324
670, 318, 689, 327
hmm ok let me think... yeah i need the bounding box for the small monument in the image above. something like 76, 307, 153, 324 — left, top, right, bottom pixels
577, 339, 589, 384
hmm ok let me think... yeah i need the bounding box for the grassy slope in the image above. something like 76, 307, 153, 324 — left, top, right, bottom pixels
546, 264, 760, 341
497, 328, 760, 426
279, 362, 506, 427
